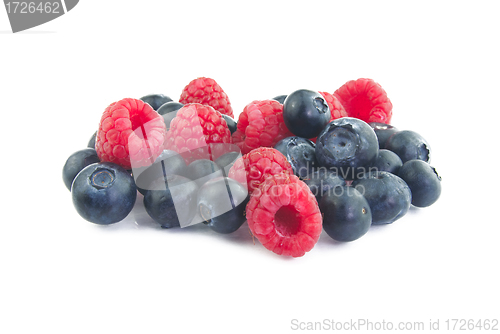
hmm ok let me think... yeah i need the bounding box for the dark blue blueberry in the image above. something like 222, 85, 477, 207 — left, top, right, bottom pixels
352, 171, 411, 225
197, 177, 249, 234
186, 159, 223, 188
398, 160, 441, 208
139, 94, 173, 110
71, 162, 137, 225
215, 151, 241, 176
370, 149, 403, 175
221, 114, 237, 135
274, 136, 317, 178
158, 102, 184, 130
63, 148, 100, 191
315, 117, 379, 180
134, 150, 188, 195
302, 168, 346, 203
283, 89, 331, 138
319, 186, 372, 242
272, 94, 287, 104
88, 131, 97, 149
385, 130, 431, 163
369, 122, 399, 148
143, 175, 198, 228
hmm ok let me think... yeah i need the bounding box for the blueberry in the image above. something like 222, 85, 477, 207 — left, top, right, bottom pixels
143, 175, 198, 228
88, 131, 97, 149
62, 148, 100, 191
139, 94, 173, 110
369, 122, 399, 148
370, 149, 403, 175
283, 89, 331, 138
272, 94, 287, 104
319, 186, 372, 242
134, 150, 188, 195
157, 101, 184, 130
186, 159, 223, 188
274, 136, 317, 178
302, 168, 346, 203
352, 171, 411, 225
385, 130, 431, 163
215, 151, 241, 176
398, 160, 441, 207
197, 177, 249, 234
71, 162, 137, 225
221, 114, 237, 135
315, 117, 379, 180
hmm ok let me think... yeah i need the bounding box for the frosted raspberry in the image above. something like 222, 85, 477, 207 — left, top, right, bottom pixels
95, 98, 166, 170
334, 78, 393, 124
228, 147, 293, 194
179, 77, 234, 118
246, 173, 323, 257
232, 100, 293, 155
164, 103, 232, 163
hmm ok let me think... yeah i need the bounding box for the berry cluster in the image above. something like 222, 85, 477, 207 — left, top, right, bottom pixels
63, 77, 442, 257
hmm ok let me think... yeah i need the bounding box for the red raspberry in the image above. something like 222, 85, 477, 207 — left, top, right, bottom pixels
164, 103, 232, 163
95, 98, 166, 170
228, 147, 293, 194
319, 91, 348, 122
179, 77, 234, 118
246, 173, 322, 257
232, 100, 293, 155
334, 78, 393, 124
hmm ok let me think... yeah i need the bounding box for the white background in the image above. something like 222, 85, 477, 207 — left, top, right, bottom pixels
1, 1, 499, 333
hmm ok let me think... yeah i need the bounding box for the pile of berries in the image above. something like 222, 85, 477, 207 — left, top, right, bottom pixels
63, 77, 442, 258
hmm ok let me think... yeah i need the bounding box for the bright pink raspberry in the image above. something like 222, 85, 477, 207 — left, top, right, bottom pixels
232, 100, 293, 155
164, 103, 232, 163
228, 147, 293, 195
334, 78, 393, 124
179, 77, 234, 118
95, 98, 166, 169
246, 172, 323, 257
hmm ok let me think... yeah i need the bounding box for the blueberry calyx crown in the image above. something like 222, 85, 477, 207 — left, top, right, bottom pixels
90, 168, 115, 189
431, 166, 441, 181
199, 204, 212, 224
319, 124, 359, 161
314, 97, 328, 114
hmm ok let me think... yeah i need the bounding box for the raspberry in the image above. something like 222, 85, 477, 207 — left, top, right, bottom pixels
319, 91, 348, 122
179, 77, 234, 118
333, 78, 393, 124
95, 98, 166, 170
232, 100, 293, 155
246, 173, 322, 257
228, 147, 293, 194
164, 103, 232, 163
